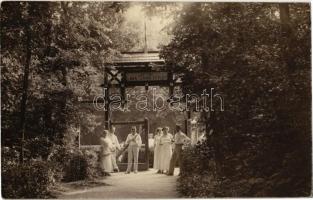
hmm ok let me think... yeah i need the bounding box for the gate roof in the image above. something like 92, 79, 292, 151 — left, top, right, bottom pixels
110, 51, 165, 66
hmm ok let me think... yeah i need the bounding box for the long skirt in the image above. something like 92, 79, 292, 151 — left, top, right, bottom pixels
153, 145, 161, 170
100, 154, 113, 173
159, 143, 172, 171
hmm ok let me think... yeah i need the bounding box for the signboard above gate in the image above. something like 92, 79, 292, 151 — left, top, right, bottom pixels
125, 71, 168, 82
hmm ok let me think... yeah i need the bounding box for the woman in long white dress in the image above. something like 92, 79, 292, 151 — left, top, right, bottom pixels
99, 130, 114, 175
153, 127, 162, 173
159, 127, 173, 173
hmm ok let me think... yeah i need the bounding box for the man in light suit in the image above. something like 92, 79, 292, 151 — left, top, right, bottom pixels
125, 126, 142, 174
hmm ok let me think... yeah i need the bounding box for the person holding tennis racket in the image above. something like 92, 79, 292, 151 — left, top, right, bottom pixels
125, 126, 142, 174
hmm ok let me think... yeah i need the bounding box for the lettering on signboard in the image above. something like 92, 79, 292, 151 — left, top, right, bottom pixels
126, 72, 168, 82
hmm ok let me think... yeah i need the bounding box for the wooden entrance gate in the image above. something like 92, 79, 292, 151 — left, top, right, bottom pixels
79, 52, 187, 171
111, 118, 150, 171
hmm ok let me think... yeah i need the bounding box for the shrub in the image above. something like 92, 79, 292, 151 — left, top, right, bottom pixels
2, 146, 20, 164
63, 153, 89, 182
178, 142, 218, 197
81, 149, 102, 178
179, 132, 311, 197
2, 143, 102, 199
180, 142, 214, 176
2, 159, 54, 198
178, 173, 218, 197
48, 145, 102, 182
23, 136, 54, 159
47, 145, 73, 182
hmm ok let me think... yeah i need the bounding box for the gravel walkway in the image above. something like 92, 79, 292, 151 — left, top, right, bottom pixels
59, 169, 179, 199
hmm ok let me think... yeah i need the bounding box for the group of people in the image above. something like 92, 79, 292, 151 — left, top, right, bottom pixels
98, 126, 122, 175
98, 123, 204, 176
98, 125, 142, 175
153, 125, 190, 176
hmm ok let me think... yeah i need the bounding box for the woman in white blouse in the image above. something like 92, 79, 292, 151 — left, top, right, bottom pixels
159, 127, 173, 174
153, 127, 163, 173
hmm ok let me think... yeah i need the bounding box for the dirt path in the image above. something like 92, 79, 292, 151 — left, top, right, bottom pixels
59, 169, 179, 199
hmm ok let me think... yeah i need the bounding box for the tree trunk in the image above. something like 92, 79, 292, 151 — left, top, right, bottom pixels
279, 4, 291, 33
279, 3, 295, 72
19, 23, 31, 162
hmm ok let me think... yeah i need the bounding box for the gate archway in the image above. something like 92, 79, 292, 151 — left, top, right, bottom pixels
79, 51, 189, 170
102, 51, 183, 128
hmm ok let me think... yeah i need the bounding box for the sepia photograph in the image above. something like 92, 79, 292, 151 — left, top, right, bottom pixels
1, 1, 311, 198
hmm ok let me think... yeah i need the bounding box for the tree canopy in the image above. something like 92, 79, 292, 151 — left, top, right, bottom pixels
160, 3, 311, 196
1, 2, 311, 197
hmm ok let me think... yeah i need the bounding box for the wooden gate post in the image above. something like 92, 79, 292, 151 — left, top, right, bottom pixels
104, 86, 110, 129
184, 119, 188, 137
144, 117, 149, 169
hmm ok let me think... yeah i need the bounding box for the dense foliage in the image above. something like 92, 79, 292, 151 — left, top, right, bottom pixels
2, 144, 102, 198
47, 145, 102, 182
161, 3, 311, 197
1, 2, 311, 198
1, 1, 137, 146
2, 147, 54, 198
47, 145, 100, 182
1, 2, 138, 198
2, 160, 54, 198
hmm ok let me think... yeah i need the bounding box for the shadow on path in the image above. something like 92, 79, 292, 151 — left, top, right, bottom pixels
58, 169, 179, 199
